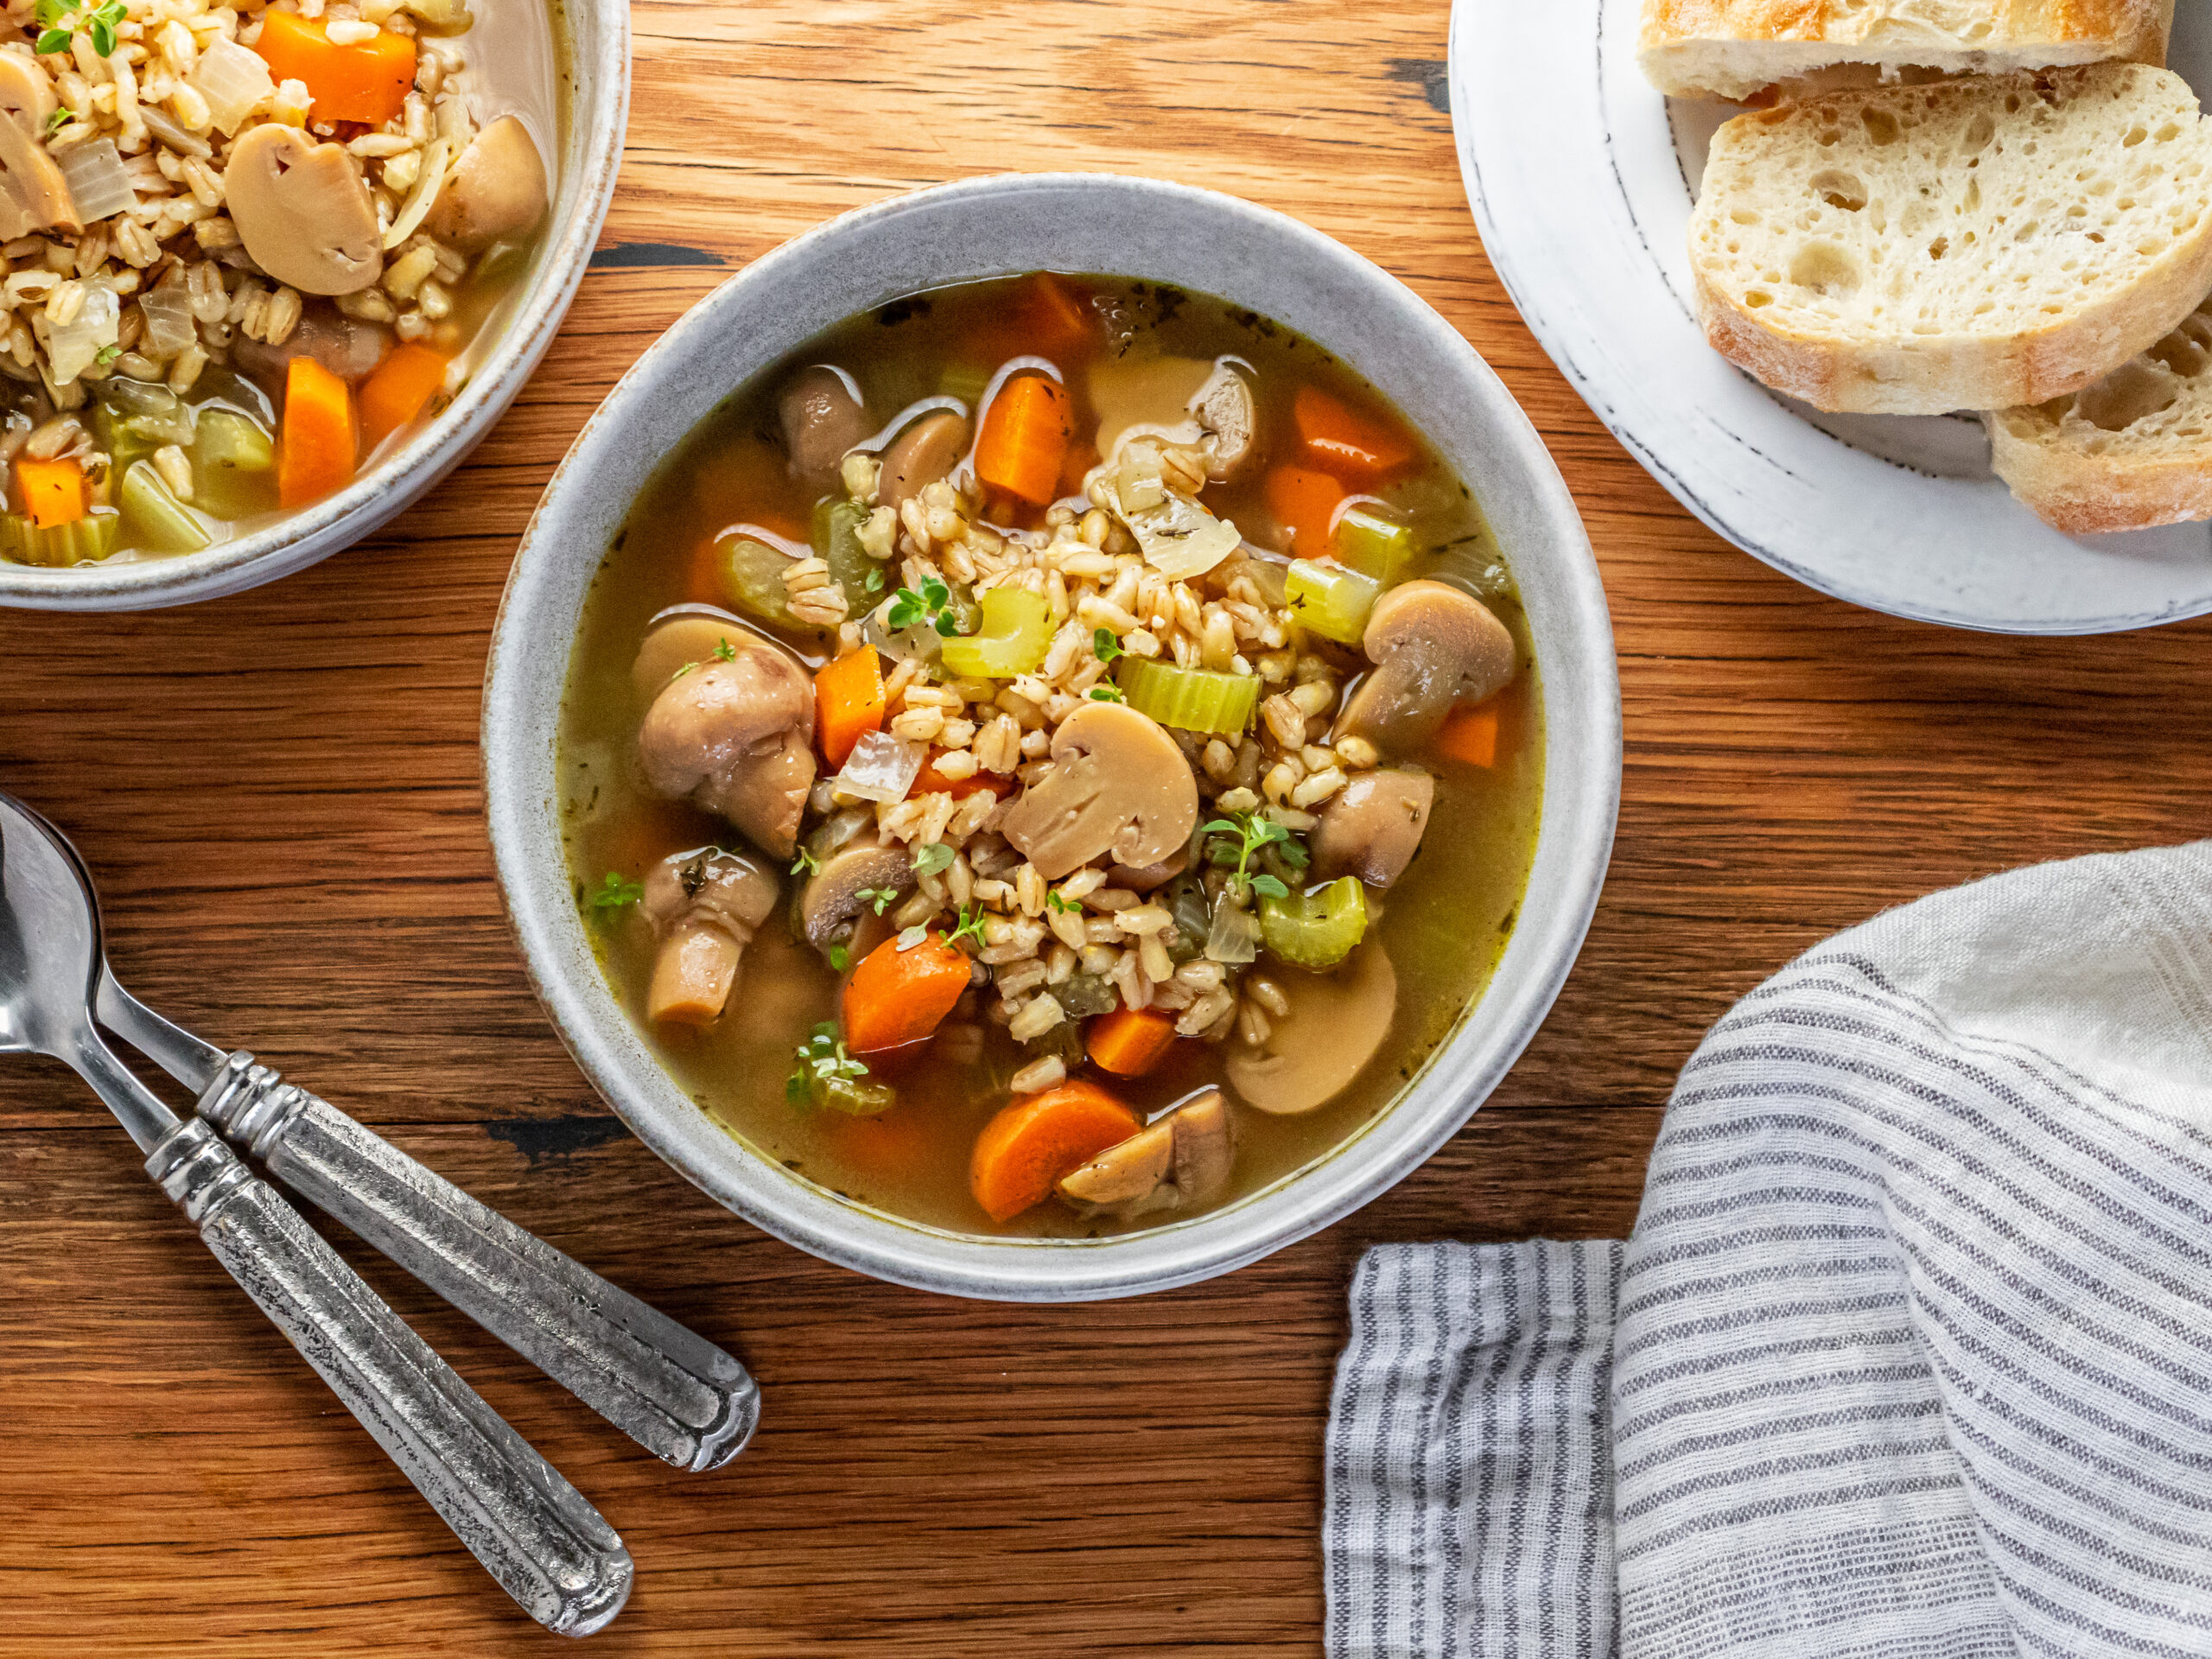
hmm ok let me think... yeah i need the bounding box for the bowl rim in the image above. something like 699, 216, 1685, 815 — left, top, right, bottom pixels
485, 171, 1622, 1301
0, 0, 629, 613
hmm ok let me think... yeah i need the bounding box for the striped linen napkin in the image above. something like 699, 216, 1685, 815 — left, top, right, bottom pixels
1325, 842, 2212, 1657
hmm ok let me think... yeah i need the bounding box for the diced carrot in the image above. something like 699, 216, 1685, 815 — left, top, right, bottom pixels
969, 1081, 1142, 1223
842, 933, 974, 1055
278, 356, 359, 509
976, 372, 1073, 506
358, 342, 448, 453
1264, 463, 1344, 556
815, 647, 887, 769
252, 11, 416, 126
911, 749, 1014, 801
1293, 385, 1416, 483
1086, 1007, 1179, 1077
16, 454, 85, 529
1015, 272, 1096, 359
1436, 702, 1500, 768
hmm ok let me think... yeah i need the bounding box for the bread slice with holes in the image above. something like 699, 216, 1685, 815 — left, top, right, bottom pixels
1690, 64, 2212, 415
1986, 296, 2212, 531
1642, 1, 2174, 104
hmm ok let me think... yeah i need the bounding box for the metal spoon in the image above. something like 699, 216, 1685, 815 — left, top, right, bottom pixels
0, 796, 631, 1636
12, 793, 759, 1473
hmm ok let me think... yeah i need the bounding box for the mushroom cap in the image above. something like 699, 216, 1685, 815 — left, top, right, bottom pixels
1312, 767, 1435, 889
1225, 944, 1398, 1115
879, 408, 970, 510
0, 103, 75, 243
1333, 581, 1516, 756
639, 849, 780, 1027
1000, 702, 1200, 881
1057, 1117, 1174, 1210
424, 115, 547, 255
1087, 353, 1216, 456
630, 606, 772, 705
797, 839, 917, 950
1192, 362, 1257, 481
637, 649, 817, 859
226, 124, 383, 296
231, 305, 391, 394
779, 365, 869, 492
1054, 1088, 1236, 1217
0, 54, 57, 136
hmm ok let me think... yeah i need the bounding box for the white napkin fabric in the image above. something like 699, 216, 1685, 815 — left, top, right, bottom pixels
1325, 842, 2212, 1657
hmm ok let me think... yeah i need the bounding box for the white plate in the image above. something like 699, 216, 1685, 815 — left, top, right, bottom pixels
1449, 0, 2212, 634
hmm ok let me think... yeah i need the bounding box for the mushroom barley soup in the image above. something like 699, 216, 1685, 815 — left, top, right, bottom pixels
0, 0, 554, 568
561, 274, 1542, 1238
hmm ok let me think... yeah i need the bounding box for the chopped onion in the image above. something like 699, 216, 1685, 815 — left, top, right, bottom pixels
137, 284, 195, 360
137, 106, 211, 159
1205, 899, 1260, 965
383, 136, 451, 251
1120, 487, 1240, 580
54, 138, 132, 224
48, 283, 118, 384
833, 730, 925, 804
191, 37, 274, 135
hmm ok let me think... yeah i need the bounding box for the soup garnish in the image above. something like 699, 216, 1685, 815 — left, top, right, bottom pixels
561, 274, 1541, 1237
0, 0, 551, 568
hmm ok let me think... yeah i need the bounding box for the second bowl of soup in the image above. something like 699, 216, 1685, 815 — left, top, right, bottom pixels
486, 175, 1619, 1300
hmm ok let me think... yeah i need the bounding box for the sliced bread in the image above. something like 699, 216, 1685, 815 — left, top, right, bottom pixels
1986, 296, 2212, 532
1642, 0, 2174, 104
1690, 64, 2212, 416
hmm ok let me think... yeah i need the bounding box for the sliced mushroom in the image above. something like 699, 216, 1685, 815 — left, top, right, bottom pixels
1114, 842, 1190, 894
631, 605, 760, 704
1332, 581, 1516, 757
779, 365, 869, 493
1088, 353, 1216, 457
1225, 944, 1397, 1115
878, 408, 970, 510
232, 303, 391, 393
639, 847, 780, 1026
1191, 362, 1256, 481
1000, 701, 1199, 881
423, 115, 547, 254
0, 99, 75, 242
637, 636, 817, 860
797, 838, 916, 955
1313, 768, 1434, 889
0, 54, 57, 137
1056, 1089, 1236, 1217
226, 124, 382, 296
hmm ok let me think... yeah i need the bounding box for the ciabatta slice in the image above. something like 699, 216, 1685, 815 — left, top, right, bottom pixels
1691, 65, 2212, 415
1987, 297, 2212, 532
1642, 0, 2174, 104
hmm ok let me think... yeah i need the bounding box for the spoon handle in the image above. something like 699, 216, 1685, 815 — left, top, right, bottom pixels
197, 1055, 758, 1473
145, 1119, 632, 1637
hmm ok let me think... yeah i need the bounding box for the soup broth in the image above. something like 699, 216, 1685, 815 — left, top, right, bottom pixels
559, 273, 1541, 1238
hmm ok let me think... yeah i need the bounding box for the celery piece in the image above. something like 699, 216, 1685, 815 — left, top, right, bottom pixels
94, 379, 196, 474
812, 1074, 898, 1116
1116, 656, 1261, 734
0, 508, 120, 567
1285, 558, 1381, 646
190, 408, 277, 521
938, 585, 1051, 679
713, 534, 806, 628
810, 495, 875, 596
1332, 501, 1414, 582
118, 460, 211, 553
1258, 876, 1368, 970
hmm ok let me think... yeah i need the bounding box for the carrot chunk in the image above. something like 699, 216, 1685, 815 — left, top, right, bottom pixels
976, 372, 1073, 507
278, 356, 359, 509
1263, 463, 1344, 556
969, 1081, 1142, 1223
16, 454, 85, 528
1086, 1007, 1179, 1077
1293, 385, 1415, 483
253, 12, 416, 125
842, 933, 973, 1055
358, 343, 448, 453
1436, 702, 1501, 768
815, 647, 887, 769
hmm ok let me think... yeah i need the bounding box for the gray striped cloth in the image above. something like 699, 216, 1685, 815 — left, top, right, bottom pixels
1326, 842, 2212, 1657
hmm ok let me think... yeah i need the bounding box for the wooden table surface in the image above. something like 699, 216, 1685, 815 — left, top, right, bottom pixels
5, 1, 2210, 1650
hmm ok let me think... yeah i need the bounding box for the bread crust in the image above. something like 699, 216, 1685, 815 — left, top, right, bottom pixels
1641, 0, 2174, 99
1691, 67, 2212, 415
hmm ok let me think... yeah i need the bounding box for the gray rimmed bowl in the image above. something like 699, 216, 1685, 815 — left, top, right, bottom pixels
0, 0, 627, 613
485, 173, 1621, 1302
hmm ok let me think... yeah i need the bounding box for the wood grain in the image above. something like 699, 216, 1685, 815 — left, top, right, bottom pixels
3, 0, 2209, 1649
